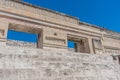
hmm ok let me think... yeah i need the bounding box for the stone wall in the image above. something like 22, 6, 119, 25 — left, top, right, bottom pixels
0, 46, 120, 80
0, 0, 78, 25
105, 48, 120, 54
103, 30, 120, 51
6, 40, 37, 48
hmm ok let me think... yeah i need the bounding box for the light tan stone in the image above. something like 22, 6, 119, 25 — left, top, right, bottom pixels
0, 0, 119, 54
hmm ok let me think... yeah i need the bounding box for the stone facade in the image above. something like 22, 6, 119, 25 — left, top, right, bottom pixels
0, 46, 120, 80
0, 1, 120, 80
0, 0, 119, 54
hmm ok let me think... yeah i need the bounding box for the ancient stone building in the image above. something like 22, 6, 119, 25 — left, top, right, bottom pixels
0, 0, 120, 80
0, 0, 120, 54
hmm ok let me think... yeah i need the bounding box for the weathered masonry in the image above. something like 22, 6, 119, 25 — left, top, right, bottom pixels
0, 0, 120, 54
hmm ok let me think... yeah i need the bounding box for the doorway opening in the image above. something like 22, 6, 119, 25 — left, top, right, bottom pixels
68, 36, 90, 53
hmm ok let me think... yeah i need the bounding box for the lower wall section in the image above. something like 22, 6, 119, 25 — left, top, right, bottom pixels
6, 40, 37, 48
0, 46, 120, 80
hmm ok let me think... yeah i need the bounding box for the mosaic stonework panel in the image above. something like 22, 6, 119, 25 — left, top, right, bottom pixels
46, 37, 66, 44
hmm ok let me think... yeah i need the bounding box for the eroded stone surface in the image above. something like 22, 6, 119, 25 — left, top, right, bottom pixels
0, 46, 120, 80
7, 40, 37, 48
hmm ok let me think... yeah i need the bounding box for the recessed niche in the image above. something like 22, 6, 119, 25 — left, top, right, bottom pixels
54, 33, 57, 36
0, 29, 4, 36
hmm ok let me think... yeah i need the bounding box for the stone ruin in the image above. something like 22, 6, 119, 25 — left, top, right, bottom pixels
0, 0, 120, 80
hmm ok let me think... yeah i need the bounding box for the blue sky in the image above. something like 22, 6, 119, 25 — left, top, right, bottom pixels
8, 0, 120, 44
8, 30, 38, 42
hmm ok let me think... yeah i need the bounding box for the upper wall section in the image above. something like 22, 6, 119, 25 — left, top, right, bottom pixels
104, 30, 120, 40
0, 0, 103, 35
1, 0, 119, 37
0, 0, 78, 26
102, 30, 120, 49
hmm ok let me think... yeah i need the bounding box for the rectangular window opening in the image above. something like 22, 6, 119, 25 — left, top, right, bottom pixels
67, 37, 90, 53
7, 30, 39, 48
